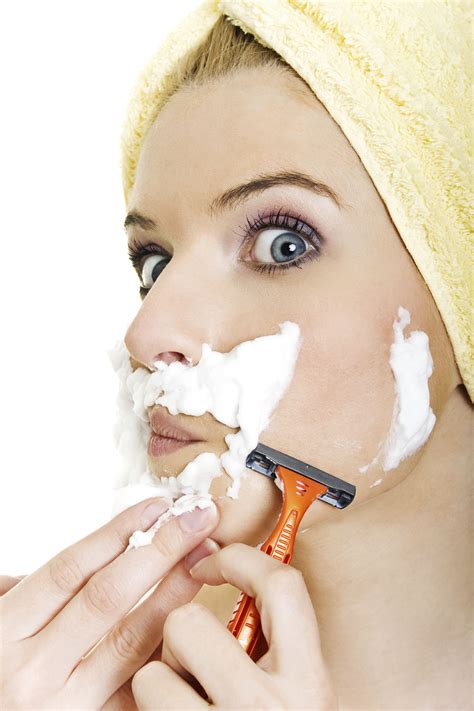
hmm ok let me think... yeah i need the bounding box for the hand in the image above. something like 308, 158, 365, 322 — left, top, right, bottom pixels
0, 576, 27, 594
131, 543, 338, 709
0, 498, 220, 710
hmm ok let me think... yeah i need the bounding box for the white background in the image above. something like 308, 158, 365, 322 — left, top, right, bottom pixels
0, 0, 203, 573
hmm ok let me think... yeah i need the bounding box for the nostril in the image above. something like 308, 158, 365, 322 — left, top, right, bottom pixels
152, 351, 186, 366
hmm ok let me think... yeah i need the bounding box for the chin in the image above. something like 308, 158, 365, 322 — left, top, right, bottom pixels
208, 469, 283, 548
147, 440, 213, 477
148, 447, 283, 548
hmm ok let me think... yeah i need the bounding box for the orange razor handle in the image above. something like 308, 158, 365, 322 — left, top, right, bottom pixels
226, 465, 328, 659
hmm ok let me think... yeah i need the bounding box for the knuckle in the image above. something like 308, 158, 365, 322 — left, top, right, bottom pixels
268, 563, 305, 595
219, 541, 246, 568
48, 551, 83, 595
164, 601, 201, 636
83, 573, 122, 616
110, 621, 144, 662
152, 529, 179, 561
224, 542, 247, 557
132, 660, 163, 691
183, 601, 208, 618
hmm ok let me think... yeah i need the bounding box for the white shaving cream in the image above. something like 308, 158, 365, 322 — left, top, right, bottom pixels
382, 307, 436, 470
359, 306, 436, 479
109, 322, 301, 546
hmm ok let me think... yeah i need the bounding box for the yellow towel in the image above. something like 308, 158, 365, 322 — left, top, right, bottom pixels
120, 0, 473, 401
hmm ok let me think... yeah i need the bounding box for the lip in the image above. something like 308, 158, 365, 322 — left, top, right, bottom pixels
149, 408, 201, 441
147, 407, 203, 458
148, 433, 197, 458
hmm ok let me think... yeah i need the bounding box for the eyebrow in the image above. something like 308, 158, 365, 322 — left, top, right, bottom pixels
123, 170, 344, 231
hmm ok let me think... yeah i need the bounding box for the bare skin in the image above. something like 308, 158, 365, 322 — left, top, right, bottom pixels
123, 65, 472, 708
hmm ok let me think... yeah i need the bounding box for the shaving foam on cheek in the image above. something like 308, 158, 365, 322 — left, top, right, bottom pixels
382, 307, 436, 470
108, 322, 301, 547
359, 306, 436, 482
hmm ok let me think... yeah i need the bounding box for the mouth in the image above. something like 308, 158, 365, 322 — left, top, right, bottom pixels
147, 407, 203, 459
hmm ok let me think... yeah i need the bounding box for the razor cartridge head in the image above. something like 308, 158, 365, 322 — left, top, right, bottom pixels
246, 442, 356, 509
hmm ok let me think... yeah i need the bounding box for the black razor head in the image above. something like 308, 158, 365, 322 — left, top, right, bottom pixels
246, 442, 356, 509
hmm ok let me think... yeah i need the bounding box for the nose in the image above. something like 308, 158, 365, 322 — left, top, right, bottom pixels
153, 351, 188, 366
124, 253, 235, 371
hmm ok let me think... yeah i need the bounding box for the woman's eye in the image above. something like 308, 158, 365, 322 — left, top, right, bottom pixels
141, 254, 170, 288
250, 228, 310, 264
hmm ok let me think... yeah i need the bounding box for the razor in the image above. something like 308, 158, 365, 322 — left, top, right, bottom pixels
226, 442, 356, 659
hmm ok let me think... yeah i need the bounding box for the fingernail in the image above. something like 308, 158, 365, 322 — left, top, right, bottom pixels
184, 538, 220, 572
140, 498, 170, 529
178, 503, 217, 533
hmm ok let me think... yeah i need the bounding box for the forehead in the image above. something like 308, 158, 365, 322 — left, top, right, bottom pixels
131, 67, 363, 209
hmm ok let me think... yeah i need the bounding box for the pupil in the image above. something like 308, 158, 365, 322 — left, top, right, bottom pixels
152, 258, 169, 281
271, 233, 306, 263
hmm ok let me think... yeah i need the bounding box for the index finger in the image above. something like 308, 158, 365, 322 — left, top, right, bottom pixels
187, 542, 324, 678
34, 502, 219, 676
1, 497, 170, 640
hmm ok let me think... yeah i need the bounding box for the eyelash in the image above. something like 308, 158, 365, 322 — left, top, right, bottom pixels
128, 241, 169, 299
128, 208, 324, 297
237, 208, 323, 274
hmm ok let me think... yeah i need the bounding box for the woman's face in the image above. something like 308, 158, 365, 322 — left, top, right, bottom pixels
124, 66, 458, 547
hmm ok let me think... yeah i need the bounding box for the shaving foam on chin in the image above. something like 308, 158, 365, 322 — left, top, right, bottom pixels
109, 322, 301, 547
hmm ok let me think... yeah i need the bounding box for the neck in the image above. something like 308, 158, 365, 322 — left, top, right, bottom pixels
293, 385, 473, 709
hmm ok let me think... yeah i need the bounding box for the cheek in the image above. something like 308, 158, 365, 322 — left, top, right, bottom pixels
261, 309, 395, 480
257, 280, 445, 526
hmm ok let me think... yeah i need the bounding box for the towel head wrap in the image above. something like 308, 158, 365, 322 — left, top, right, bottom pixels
120, 0, 473, 401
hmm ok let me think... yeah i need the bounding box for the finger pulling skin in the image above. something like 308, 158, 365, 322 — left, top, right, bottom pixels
0, 497, 170, 641
30, 503, 219, 678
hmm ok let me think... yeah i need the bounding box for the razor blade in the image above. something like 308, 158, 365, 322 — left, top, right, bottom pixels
246, 442, 356, 509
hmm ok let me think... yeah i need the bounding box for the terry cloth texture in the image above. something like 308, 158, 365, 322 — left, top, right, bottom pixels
120, 0, 473, 400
